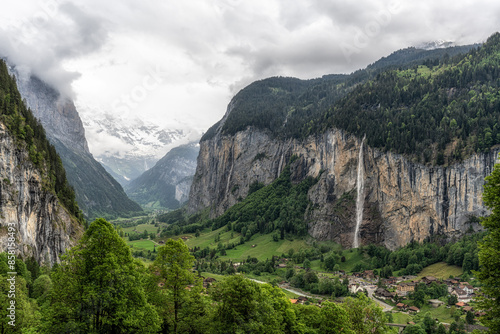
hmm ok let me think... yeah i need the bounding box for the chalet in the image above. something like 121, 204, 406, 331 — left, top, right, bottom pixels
422, 276, 438, 285
396, 303, 408, 311
428, 299, 445, 308
375, 288, 394, 300
408, 306, 420, 313
290, 299, 298, 304
452, 288, 469, 301
462, 306, 474, 313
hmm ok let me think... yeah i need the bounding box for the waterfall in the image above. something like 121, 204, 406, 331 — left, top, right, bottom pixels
353, 136, 365, 248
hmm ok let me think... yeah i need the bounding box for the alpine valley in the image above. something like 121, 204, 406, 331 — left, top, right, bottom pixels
3, 28, 500, 333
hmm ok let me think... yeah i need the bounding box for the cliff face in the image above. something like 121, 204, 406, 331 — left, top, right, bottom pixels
8, 65, 142, 218
189, 127, 494, 249
0, 122, 83, 264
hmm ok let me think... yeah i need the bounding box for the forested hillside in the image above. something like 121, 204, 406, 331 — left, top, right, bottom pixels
0, 60, 83, 222
202, 34, 500, 166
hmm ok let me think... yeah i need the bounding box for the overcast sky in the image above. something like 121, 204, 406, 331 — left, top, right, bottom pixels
1, 0, 500, 154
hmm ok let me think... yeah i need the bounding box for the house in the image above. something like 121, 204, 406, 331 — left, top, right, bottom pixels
349, 284, 364, 294
384, 277, 397, 285
375, 288, 394, 300
422, 276, 438, 285
363, 270, 375, 279
396, 283, 415, 296
298, 296, 308, 303
396, 303, 408, 311
428, 299, 445, 308
277, 263, 287, 269
462, 306, 474, 313
290, 299, 298, 304
455, 302, 466, 308
408, 306, 420, 313
452, 288, 469, 301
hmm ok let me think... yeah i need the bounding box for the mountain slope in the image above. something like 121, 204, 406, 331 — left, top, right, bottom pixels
80, 109, 199, 186
0, 60, 83, 264
126, 143, 199, 209
189, 35, 500, 249
9, 65, 142, 219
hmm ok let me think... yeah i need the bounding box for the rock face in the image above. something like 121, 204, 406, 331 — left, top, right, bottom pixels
9, 66, 142, 218
0, 122, 83, 264
189, 127, 495, 250
126, 143, 199, 209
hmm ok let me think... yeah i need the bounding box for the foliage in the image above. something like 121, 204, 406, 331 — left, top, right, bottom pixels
211, 165, 318, 238
41, 218, 160, 333
150, 239, 198, 333
475, 155, 500, 333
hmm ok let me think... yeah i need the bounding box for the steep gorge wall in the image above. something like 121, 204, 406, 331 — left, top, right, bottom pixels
189, 127, 495, 249
0, 122, 83, 264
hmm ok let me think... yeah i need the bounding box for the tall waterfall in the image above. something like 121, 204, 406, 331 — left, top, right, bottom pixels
353, 136, 365, 248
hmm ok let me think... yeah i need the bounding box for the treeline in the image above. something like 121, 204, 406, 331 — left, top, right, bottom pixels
0, 218, 391, 333
0, 60, 83, 222
351, 231, 483, 277
316, 33, 500, 165
203, 33, 500, 166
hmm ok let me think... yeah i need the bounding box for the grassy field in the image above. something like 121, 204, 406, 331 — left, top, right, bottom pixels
391, 311, 412, 324
183, 228, 312, 261
418, 262, 463, 279
127, 239, 157, 252
123, 223, 159, 235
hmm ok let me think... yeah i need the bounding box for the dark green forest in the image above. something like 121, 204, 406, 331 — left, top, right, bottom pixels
0, 60, 83, 222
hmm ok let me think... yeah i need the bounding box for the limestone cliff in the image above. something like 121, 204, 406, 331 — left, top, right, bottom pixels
0, 122, 83, 264
189, 127, 494, 250
7, 65, 142, 218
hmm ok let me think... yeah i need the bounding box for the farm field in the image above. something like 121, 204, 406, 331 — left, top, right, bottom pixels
418, 262, 463, 279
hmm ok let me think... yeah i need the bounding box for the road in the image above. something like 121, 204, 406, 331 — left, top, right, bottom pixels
249, 278, 311, 298
365, 286, 393, 312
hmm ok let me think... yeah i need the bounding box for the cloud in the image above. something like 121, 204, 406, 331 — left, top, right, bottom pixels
1, 0, 500, 160
0, 0, 107, 98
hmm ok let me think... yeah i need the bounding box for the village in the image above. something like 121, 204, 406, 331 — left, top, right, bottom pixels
196, 265, 487, 332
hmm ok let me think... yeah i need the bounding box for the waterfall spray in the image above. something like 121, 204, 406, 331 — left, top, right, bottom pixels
353, 136, 365, 248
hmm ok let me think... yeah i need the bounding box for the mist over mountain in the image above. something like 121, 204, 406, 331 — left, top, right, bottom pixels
7, 64, 142, 219
126, 143, 199, 209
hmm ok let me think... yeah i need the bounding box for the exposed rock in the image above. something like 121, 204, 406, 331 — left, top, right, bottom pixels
189, 127, 494, 250
8, 65, 142, 218
0, 122, 83, 265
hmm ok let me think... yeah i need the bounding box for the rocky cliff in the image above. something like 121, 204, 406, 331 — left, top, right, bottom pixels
189, 127, 494, 250
8, 65, 142, 218
0, 121, 83, 264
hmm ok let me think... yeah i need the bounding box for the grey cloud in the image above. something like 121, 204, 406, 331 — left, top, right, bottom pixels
0, 1, 107, 98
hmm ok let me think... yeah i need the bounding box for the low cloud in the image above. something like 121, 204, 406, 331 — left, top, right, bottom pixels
0, 1, 107, 98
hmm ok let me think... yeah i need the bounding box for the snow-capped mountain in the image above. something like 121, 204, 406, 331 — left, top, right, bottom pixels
417, 40, 455, 50
78, 106, 201, 186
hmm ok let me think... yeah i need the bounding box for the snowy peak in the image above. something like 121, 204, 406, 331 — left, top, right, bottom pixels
78, 105, 201, 185
416, 40, 455, 50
